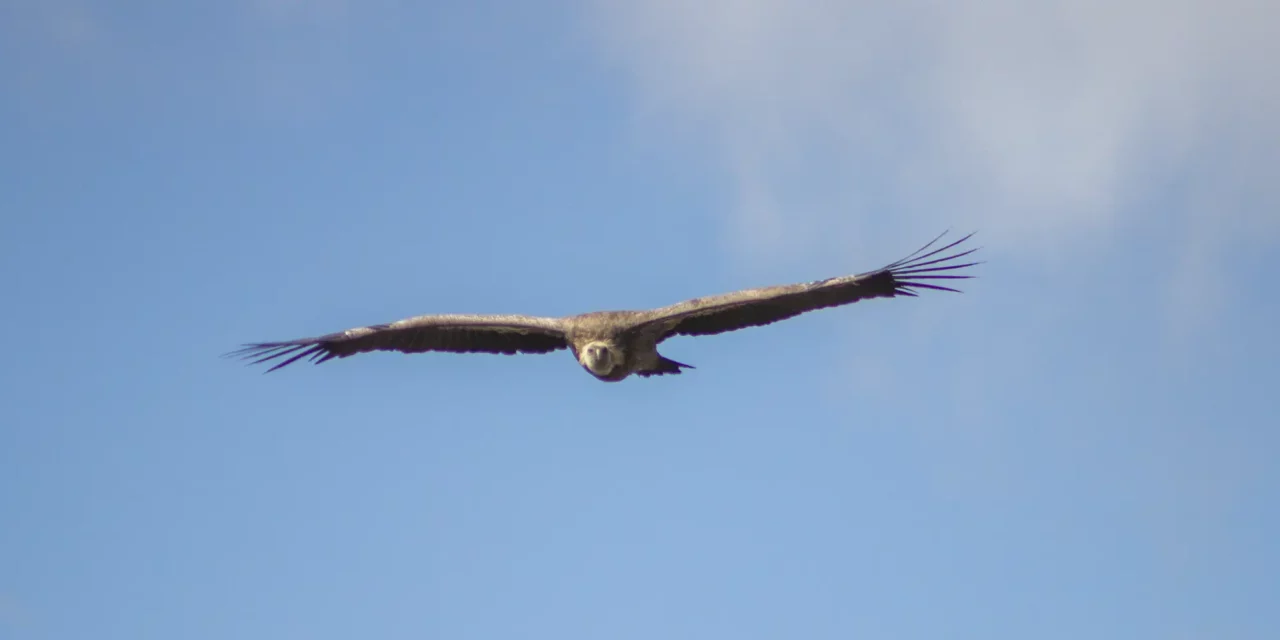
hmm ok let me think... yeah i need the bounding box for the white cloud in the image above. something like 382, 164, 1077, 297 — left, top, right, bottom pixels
585, 0, 1280, 259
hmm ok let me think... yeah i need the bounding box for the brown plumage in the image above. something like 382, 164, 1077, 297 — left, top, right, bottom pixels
228, 231, 980, 382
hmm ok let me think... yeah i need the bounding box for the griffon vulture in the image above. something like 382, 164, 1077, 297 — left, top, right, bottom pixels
229, 231, 979, 382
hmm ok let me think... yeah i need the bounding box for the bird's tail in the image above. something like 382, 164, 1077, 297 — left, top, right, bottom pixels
637, 356, 695, 377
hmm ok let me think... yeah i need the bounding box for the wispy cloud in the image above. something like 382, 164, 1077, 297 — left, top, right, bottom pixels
585, 0, 1280, 260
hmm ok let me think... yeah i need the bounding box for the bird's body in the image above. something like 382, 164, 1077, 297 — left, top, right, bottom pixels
229, 232, 980, 382
563, 311, 688, 381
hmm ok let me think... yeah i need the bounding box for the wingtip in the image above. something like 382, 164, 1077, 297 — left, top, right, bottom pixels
885, 229, 982, 294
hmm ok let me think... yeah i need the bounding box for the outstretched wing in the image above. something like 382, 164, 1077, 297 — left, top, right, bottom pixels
227, 314, 569, 372
634, 231, 980, 341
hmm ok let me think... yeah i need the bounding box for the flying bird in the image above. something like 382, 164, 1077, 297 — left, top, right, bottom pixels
229, 231, 979, 382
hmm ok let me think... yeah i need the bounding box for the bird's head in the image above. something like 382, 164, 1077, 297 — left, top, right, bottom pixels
580, 341, 616, 376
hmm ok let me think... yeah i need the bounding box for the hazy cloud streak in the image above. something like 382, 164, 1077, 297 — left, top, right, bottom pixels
586, 0, 1280, 257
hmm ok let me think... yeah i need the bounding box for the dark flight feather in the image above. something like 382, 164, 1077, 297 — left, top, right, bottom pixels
636, 231, 980, 340
226, 315, 569, 373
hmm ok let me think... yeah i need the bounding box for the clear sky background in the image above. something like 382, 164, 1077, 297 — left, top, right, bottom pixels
2, 1, 1278, 638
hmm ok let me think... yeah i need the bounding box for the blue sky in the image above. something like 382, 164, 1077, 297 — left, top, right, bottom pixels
2, 1, 1278, 638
